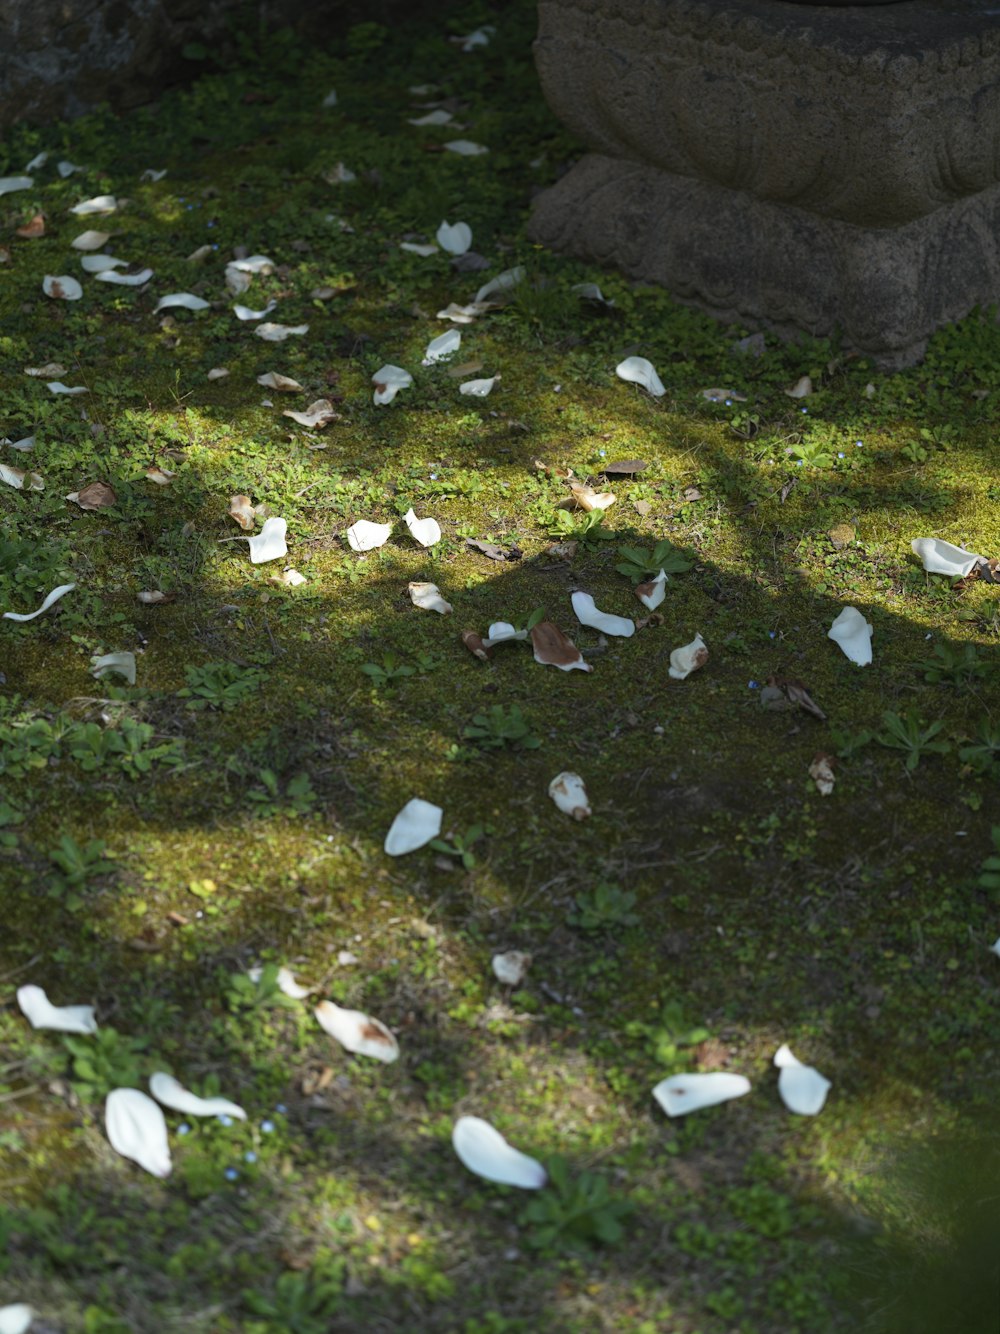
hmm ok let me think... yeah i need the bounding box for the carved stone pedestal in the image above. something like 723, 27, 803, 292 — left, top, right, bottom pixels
529, 0, 1000, 367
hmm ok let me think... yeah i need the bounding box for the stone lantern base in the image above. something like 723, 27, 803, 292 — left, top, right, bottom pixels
528, 0, 1000, 368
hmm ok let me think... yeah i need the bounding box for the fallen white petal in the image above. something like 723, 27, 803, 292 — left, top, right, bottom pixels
548, 771, 591, 820
384, 797, 443, 855
774, 1043, 831, 1116
315, 1000, 399, 1062
96, 267, 154, 287
571, 591, 635, 638
154, 292, 209, 312
444, 140, 489, 156
653, 1072, 751, 1117
257, 371, 303, 392
25, 151, 48, 170
910, 537, 982, 577
57, 160, 83, 177
282, 398, 338, 428
42, 274, 83, 300
785, 375, 813, 399
400, 242, 439, 257
347, 519, 393, 553
72, 230, 112, 250
248, 964, 312, 999
47, 382, 89, 395
409, 109, 454, 127
492, 951, 531, 986
0, 176, 33, 196
459, 375, 497, 397
69, 194, 118, 216
669, 632, 709, 680
0, 1305, 33, 1334
423, 328, 461, 364
701, 386, 747, 403
0, 464, 29, 489
483, 621, 527, 646
322, 89, 338, 108
452, 1116, 546, 1188
828, 606, 873, 666
325, 162, 356, 183
572, 281, 615, 307
409, 581, 452, 614
372, 364, 413, 405
6, 436, 35, 451
16, 984, 96, 1034
269, 568, 308, 587
90, 651, 137, 685
616, 355, 665, 398
230, 254, 275, 274
234, 300, 277, 321
991, 937, 1000, 958
207, 367, 229, 381
81, 254, 127, 273
437, 301, 490, 323
3, 582, 75, 622
105, 1088, 172, 1177
436, 220, 472, 255
475, 266, 524, 304
247, 517, 288, 564
255, 322, 308, 342
458, 25, 494, 51
141, 167, 168, 182
25, 362, 67, 377
636, 569, 667, 611
149, 1072, 246, 1120
403, 507, 441, 547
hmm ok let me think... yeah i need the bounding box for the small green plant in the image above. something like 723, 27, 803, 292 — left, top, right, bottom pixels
0, 800, 24, 850
828, 726, 875, 759
178, 661, 266, 711
875, 711, 951, 771
48, 835, 116, 909
63, 1028, 147, 1102
224, 964, 300, 1014
615, 539, 691, 581
976, 826, 1000, 892
247, 769, 316, 817
429, 824, 488, 870
463, 704, 541, 751
625, 999, 711, 1071
959, 722, 1000, 777
547, 509, 613, 544
568, 882, 639, 932
360, 652, 415, 688
919, 641, 993, 689
789, 438, 834, 468
521, 1155, 633, 1251
242, 1268, 342, 1332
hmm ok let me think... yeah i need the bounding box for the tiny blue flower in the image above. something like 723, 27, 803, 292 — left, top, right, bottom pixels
244, 1151, 258, 1164
217, 1114, 233, 1127
224, 1167, 239, 1182
207, 220, 216, 228
178, 196, 186, 202
261, 1119, 275, 1133
185, 204, 193, 210
855, 440, 863, 448
724, 399, 732, 407
275, 1103, 287, 1114
796, 459, 804, 466
429, 473, 437, 480
768, 631, 776, 639
598, 449, 606, 456
177, 1123, 191, 1136
748, 680, 759, 690
211, 243, 219, 249
837, 452, 845, 458
800, 407, 808, 414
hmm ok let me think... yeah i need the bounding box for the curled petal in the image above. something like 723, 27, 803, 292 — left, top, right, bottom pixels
548, 771, 591, 820
3, 583, 75, 622
149, 1071, 246, 1120
247, 517, 288, 564
403, 508, 441, 547
347, 519, 393, 552
315, 1000, 399, 1062
827, 606, 873, 666
616, 355, 665, 397
17, 984, 96, 1033
384, 798, 442, 855
911, 537, 982, 577
774, 1044, 831, 1116
571, 591, 635, 638
668, 633, 708, 680
105, 1088, 172, 1177
635, 570, 667, 611
452, 1116, 546, 1188
409, 581, 452, 614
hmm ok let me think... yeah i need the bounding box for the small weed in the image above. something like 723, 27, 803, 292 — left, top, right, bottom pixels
875, 711, 952, 771
242, 1268, 342, 1332
63, 1028, 147, 1103
976, 826, 1000, 893
178, 661, 267, 711
360, 652, 415, 688
521, 1155, 633, 1251
568, 882, 639, 932
919, 641, 994, 689
547, 509, 614, 544
429, 824, 488, 870
959, 722, 1000, 777
625, 1000, 711, 1072
247, 769, 317, 818
224, 964, 300, 1014
48, 836, 115, 910
615, 540, 691, 581
463, 704, 541, 751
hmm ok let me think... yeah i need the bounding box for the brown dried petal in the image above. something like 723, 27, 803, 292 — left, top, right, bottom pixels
529, 620, 593, 672
16, 213, 45, 238
228, 494, 256, 530
569, 483, 615, 512
67, 481, 116, 510
462, 630, 492, 661
601, 458, 647, 475
809, 754, 836, 796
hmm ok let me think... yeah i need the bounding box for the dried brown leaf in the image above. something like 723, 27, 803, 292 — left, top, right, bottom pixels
228, 494, 256, 530
66, 481, 116, 510
16, 212, 45, 238
530, 620, 592, 672
461, 629, 492, 661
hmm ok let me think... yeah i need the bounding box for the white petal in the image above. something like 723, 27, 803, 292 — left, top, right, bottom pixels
785, 375, 813, 399
257, 371, 303, 392
314, 1000, 399, 1062
0, 464, 25, 489
459, 376, 497, 397
255, 323, 308, 341
652, 1072, 751, 1117
81, 254, 127, 273
484, 621, 527, 646
668, 633, 709, 680
42, 274, 83, 300
149, 1072, 246, 1120
636, 569, 667, 611
910, 537, 982, 577
548, 771, 591, 820
475, 266, 524, 304
282, 398, 338, 428
616, 355, 665, 397
326, 162, 356, 183
384, 797, 442, 855
0, 176, 33, 196
0, 1305, 33, 1334
57, 160, 83, 177
16, 984, 96, 1034
154, 292, 209, 312
247, 517, 288, 564
248, 964, 312, 999
444, 140, 489, 156
992, 937, 1000, 958
230, 254, 275, 274
492, 951, 531, 986
25, 151, 48, 169
423, 329, 461, 364
347, 519, 393, 553
452, 1116, 546, 1188
46, 382, 89, 395
372, 364, 413, 405
571, 591, 635, 638
572, 281, 615, 307
72, 230, 112, 250
69, 195, 118, 215
437, 301, 490, 323
6, 436, 35, 451
234, 300, 277, 321
322, 89, 338, 108
90, 651, 137, 685
408, 109, 454, 126
403, 507, 441, 547
105, 1088, 172, 1177
3, 583, 75, 622
828, 606, 873, 666
207, 367, 229, 381
774, 1044, 831, 1116
408, 581, 453, 614
140, 168, 168, 182
400, 242, 439, 257
96, 267, 154, 287
269, 568, 307, 587
436, 220, 472, 255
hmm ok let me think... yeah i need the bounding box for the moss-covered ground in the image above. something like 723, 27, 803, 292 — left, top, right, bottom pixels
1, 4, 999, 1330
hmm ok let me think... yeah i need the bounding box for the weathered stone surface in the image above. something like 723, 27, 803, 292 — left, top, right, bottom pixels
529, 0, 1000, 366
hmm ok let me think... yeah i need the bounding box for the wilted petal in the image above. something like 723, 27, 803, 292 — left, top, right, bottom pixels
572, 281, 615, 307
282, 398, 339, 428
137, 590, 172, 604
569, 483, 615, 512
96, 267, 154, 287
81, 253, 127, 273
207, 367, 229, 381
42, 274, 83, 300
47, 381, 89, 395
69, 195, 118, 215
255, 322, 308, 341
347, 519, 393, 552
247, 517, 288, 564
635, 569, 667, 611
105, 1088, 172, 1177
437, 301, 490, 324
17, 984, 96, 1034
57, 160, 83, 177
571, 591, 635, 638
483, 621, 527, 647
548, 771, 591, 820
910, 537, 982, 577
228, 495, 256, 530
492, 951, 531, 986
444, 139, 489, 156
701, 387, 746, 403
3, 583, 75, 622
140, 168, 168, 182
785, 375, 813, 399
315, 1000, 399, 1062
322, 89, 338, 108
0, 1304, 33, 1334
90, 651, 137, 685
409, 581, 452, 614
384, 797, 442, 855
652, 1072, 751, 1117
72, 230, 112, 250
403, 507, 441, 547
774, 1044, 831, 1115
257, 371, 302, 392
436, 220, 472, 255
234, 300, 277, 321
149, 1072, 246, 1120
809, 754, 836, 796
828, 606, 873, 666
400, 241, 439, 257
24, 362, 67, 377
0, 464, 26, 489
668, 633, 708, 680
616, 356, 665, 398
224, 263, 252, 295
452, 1116, 546, 1188
423, 329, 461, 365
269, 568, 307, 588
0, 176, 33, 196
25, 151, 48, 170
530, 620, 592, 672
154, 292, 209, 312
409, 109, 454, 126
475, 266, 524, 304
66, 481, 116, 510
325, 162, 356, 183
230, 254, 275, 274
372, 364, 413, 405
145, 466, 174, 485
15, 213, 45, 238
462, 629, 492, 661
459, 375, 497, 397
